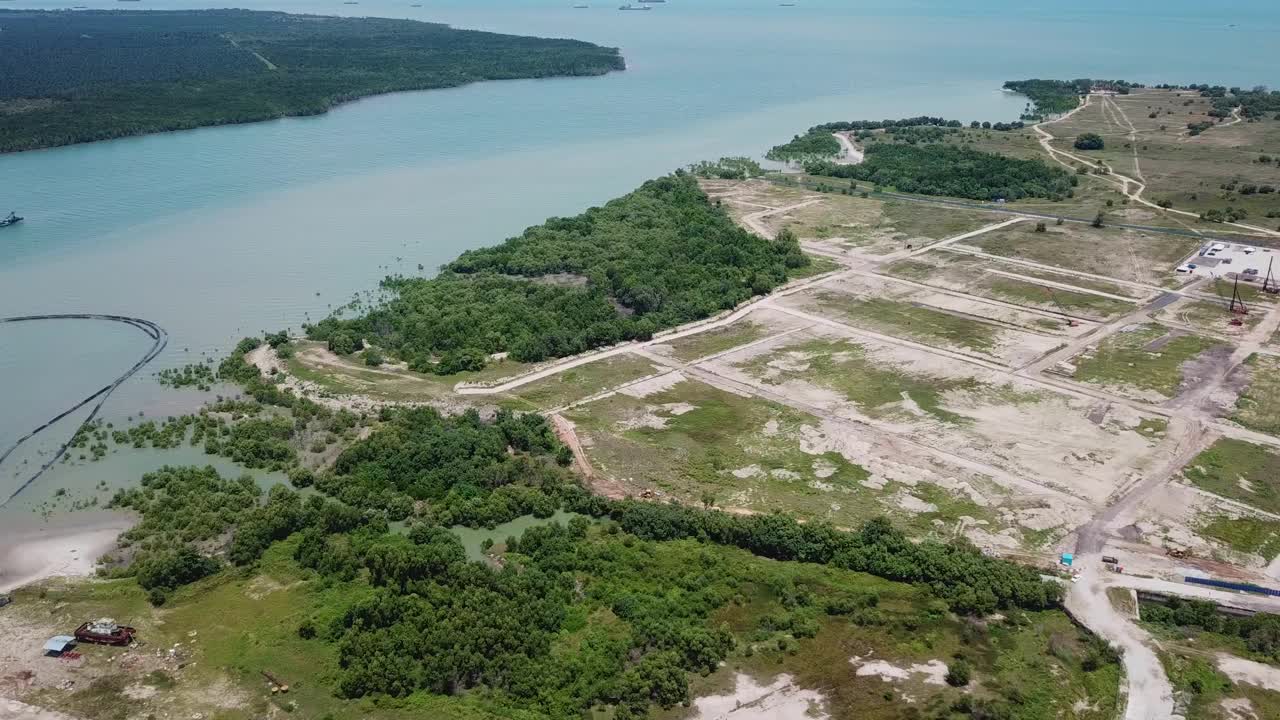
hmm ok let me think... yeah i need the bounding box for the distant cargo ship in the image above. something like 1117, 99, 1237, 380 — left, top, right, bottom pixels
1, 212, 23, 228
618, 4, 652, 9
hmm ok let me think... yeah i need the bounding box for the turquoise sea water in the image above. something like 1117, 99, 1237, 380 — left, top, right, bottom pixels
1, 0, 1278, 513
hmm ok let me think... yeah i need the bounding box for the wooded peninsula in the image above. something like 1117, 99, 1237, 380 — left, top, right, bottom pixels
0, 9, 624, 152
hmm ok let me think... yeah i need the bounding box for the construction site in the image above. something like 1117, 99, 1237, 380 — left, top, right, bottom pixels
28, 86, 1273, 720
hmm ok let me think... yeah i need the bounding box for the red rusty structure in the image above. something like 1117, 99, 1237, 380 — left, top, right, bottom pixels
73, 618, 136, 646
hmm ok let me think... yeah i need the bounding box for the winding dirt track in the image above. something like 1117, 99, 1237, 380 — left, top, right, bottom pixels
1034, 94, 1279, 238
0, 314, 167, 508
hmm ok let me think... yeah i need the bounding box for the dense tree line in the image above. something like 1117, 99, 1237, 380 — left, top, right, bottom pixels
1142, 598, 1280, 662
564, 498, 1061, 615
307, 174, 808, 371
687, 157, 764, 180
812, 116, 965, 132
805, 143, 1076, 201
108, 464, 381, 602
322, 406, 572, 524
1206, 86, 1280, 118
0, 9, 624, 152
315, 508, 1060, 715
880, 124, 955, 144
327, 519, 743, 717
1003, 78, 1141, 117
766, 129, 842, 161
107, 465, 261, 602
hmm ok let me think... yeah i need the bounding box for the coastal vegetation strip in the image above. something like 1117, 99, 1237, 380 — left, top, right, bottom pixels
805, 143, 1077, 201
0, 9, 624, 152
305, 173, 809, 373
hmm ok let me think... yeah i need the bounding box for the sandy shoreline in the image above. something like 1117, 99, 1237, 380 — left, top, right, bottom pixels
0, 513, 133, 594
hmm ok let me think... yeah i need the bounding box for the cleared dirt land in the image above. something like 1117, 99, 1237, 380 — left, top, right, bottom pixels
701, 177, 1004, 256
959, 221, 1202, 287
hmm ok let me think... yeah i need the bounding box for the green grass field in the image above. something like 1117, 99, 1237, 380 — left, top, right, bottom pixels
1158, 298, 1264, 332
1182, 438, 1280, 515
808, 292, 1001, 353
740, 337, 980, 424
1071, 325, 1225, 400
564, 377, 883, 524
968, 222, 1201, 285
1157, 646, 1280, 720
980, 275, 1135, 318
1233, 354, 1280, 436
1200, 516, 1280, 561
662, 321, 770, 363
504, 354, 661, 411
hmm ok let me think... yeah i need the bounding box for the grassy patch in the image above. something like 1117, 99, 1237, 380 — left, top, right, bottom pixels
788, 254, 842, 278
565, 378, 881, 526
15, 540, 424, 720
969, 223, 1201, 285
675, 591, 1118, 720
740, 338, 1023, 425
981, 275, 1135, 317
809, 292, 1001, 353
1072, 324, 1224, 399
880, 258, 941, 280
1106, 587, 1137, 617
764, 187, 998, 255
1183, 438, 1280, 515
284, 341, 535, 404
880, 200, 1002, 242
1159, 298, 1264, 332
1136, 417, 1169, 438
1233, 354, 1280, 436
505, 354, 660, 411
1201, 516, 1280, 561
1159, 650, 1236, 720
664, 321, 770, 363
895, 481, 1002, 537
999, 265, 1147, 299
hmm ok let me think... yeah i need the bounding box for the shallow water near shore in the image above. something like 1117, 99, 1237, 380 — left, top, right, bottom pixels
2, 0, 1279, 520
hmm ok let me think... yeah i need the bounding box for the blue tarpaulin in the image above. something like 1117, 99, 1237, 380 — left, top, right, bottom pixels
1060, 553, 1074, 566
43, 636, 75, 655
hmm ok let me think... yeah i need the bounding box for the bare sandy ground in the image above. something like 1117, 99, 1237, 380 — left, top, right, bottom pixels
0, 514, 131, 594
0, 699, 80, 720
1215, 653, 1280, 692
689, 673, 828, 720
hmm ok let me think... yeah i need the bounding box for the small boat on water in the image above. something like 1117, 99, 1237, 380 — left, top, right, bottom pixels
0, 211, 22, 228
618, 3, 651, 9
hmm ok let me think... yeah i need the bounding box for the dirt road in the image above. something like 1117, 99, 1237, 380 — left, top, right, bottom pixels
831, 132, 864, 165
1065, 557, 1175, 720
1035, 94, 1279, 238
